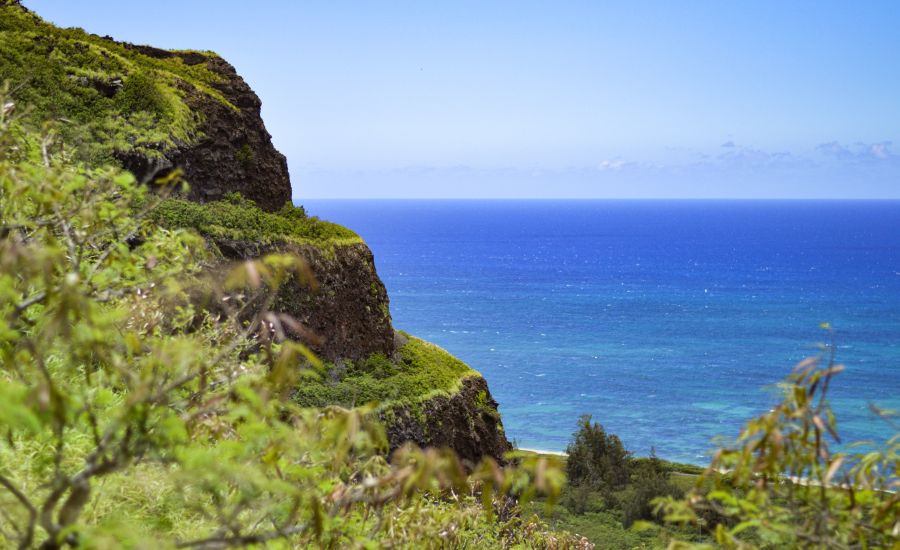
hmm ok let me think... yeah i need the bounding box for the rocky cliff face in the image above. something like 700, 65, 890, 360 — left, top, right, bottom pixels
384, 377, 512, 467
214, 238, 394, 361
217, 237, 512, 463
116, 45, 292, 212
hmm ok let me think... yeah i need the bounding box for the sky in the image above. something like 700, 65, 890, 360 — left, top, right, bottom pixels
24, 1, 900, 199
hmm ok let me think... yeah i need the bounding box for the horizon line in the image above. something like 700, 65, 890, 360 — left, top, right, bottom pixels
295, 197, 900, 201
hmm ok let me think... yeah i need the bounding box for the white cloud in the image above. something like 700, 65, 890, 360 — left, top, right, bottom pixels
815, 140, 895, 161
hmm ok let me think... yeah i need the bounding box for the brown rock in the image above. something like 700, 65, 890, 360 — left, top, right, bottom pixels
118, 46, 292, 212
214, 238, 394, 361
383, 376, 513, 466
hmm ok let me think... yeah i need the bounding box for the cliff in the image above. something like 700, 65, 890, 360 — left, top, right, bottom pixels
117, 45, 292, 211
0, 0, 289, 210
152, 197, 512, 463
0, 1, 511, 462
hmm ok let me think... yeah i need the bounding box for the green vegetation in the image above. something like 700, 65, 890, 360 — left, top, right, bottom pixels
525, 344, 899, 549
0, 1, 228, 166
0, 96, 586, 549
151, 192, 362, 247
235, 143, 254, 166
660, 338, 900, 549
524, 421, 702, 549
293, 334, 478, 410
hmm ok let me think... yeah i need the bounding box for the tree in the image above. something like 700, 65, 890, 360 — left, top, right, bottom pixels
566, 415, 631, 492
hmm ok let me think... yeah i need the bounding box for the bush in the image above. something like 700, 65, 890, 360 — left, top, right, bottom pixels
114, 71, 170, 116
619, 453, 684, 527
660, 337, 900, 548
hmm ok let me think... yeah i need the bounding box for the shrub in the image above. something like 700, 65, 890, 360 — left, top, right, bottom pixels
114, 71, 170, 116
660, 334, 900, 548
619, 453, 684, 527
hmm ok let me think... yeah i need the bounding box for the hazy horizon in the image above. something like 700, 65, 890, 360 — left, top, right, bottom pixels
25, 0, 900, 199
302, 197, 900, 202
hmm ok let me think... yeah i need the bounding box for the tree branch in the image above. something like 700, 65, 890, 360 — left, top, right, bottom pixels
175, 523, 309, 549
0, 473, 36, 549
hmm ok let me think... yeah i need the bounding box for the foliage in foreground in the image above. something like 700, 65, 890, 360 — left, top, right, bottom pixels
661, 337, 899, 549
0, 102, 587, 548
534, 349, 899, 549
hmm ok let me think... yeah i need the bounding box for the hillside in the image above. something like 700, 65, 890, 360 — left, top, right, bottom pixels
0, 0, 289, 209
0, 0, 510, 465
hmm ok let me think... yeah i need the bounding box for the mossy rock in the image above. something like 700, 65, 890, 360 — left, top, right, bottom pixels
1, 2, 292, 210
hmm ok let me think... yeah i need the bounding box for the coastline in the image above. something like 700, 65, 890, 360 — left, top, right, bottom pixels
517, 447, 568, 457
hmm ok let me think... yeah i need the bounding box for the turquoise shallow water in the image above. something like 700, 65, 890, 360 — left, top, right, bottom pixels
303, 200, 900, 464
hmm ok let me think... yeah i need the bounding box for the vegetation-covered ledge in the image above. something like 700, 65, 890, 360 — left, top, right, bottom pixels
151, 192, 362, 250
294, 333, 512, 464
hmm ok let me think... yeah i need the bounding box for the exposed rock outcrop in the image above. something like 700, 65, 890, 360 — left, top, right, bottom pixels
118, 46, 292, 212
214, 238, 395, 361
384, 377, 512, 466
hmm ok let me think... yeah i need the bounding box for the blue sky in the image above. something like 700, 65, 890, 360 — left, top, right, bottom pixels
25, 1, 900, 199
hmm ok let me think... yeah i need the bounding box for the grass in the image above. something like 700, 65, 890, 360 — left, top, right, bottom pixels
516, 449, 706, 477
522, 502, 667, 550
150, 193, 362, 247
292, 333, 478, 411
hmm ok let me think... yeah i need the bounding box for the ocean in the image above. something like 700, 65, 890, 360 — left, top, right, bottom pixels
303, 200, 900, 465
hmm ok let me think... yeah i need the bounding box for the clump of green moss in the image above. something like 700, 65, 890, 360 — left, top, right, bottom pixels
235, 143, 253, 166
474, 389, 500, 420
150, 192, 361, 246
0, 2, 230, 165
292, 334, 478, 410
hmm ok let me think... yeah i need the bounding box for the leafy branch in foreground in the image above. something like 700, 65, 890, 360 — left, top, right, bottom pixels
659, 330, 899, 549
0, 97, 584, 549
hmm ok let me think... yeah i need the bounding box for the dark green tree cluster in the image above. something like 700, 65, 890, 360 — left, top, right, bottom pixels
562, 416, 684, 529
565, 415, 631, 493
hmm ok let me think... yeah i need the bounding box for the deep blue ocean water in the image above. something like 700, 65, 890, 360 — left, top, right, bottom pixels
303, 200, 900, 465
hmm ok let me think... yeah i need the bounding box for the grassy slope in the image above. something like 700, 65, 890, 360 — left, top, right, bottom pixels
293, 334, 479, 410
0, 1, 226, 164
2, 0, 482, 444
151, 193, 362, 248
